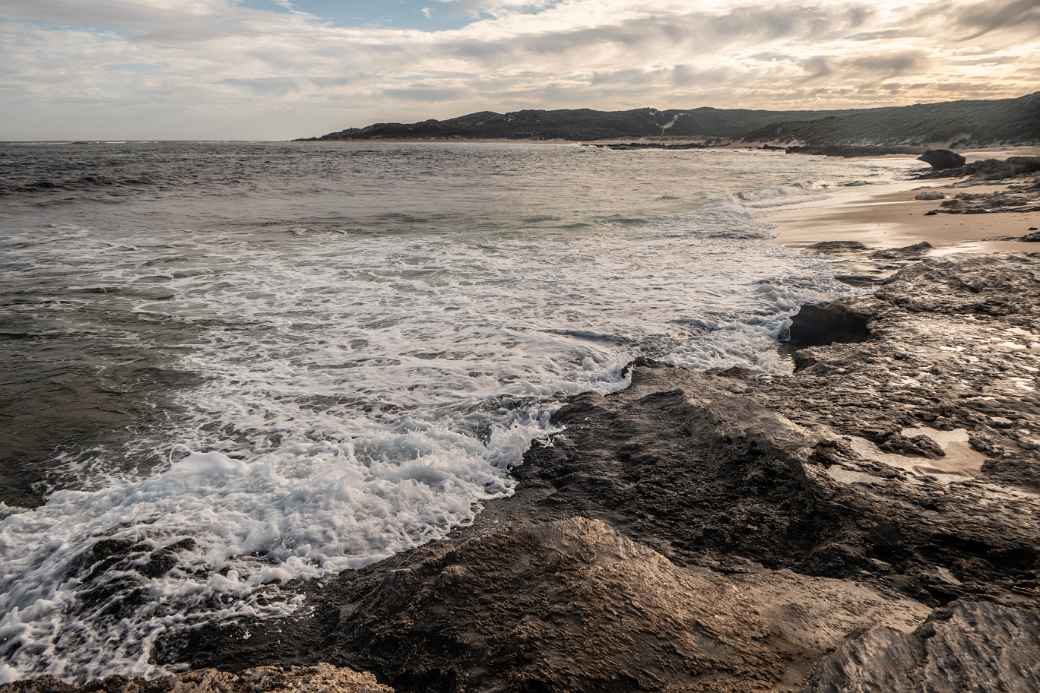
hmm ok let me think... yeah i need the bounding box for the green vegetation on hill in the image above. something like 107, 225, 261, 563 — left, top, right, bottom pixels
304, 93, 1040, 146
746, 93, 1040, 146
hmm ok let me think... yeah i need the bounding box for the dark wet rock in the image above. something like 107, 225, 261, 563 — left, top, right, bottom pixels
933, 190, 1040, 215
918, 156, 1040, 181
786, 145, 919, 157
875, 432, 945, 459
833, 274, 886, 287
914, 190, 945, 200
809, 240, 869, 253
803, 601, 1040, 692
870, 242, 932, 260
787, 302, 871, 347
589, 141, 723, 151
918, 150, 966, 170
1024, 231, 1040, 242
0, 664, 392, 692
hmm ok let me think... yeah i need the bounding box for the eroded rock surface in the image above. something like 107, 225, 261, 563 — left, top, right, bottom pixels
150, 254, 1040, 692
804, 601, 1040, 692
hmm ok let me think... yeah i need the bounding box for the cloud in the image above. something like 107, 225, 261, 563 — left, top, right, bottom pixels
954, 0, 1040, 39
848, 51, 929, 79
383, 85, 468, 101
0, 0, 1037, 139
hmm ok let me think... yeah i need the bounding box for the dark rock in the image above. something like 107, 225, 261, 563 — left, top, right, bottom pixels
809, 240, 869, 253
1024, 231, 1040, 242
834, 274, 886, 287
787, 145, 919, 157
590, 141, 722, 151
918, 149, 966, 170
871, 242, 933, 260
914, 190, 945, 200
937, 191, 1039, 214
803, 601, 1040, 692
788, 302, 871, 347
918, 156, 1040, 181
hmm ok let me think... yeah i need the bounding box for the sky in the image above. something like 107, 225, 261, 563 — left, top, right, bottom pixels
1, 0, 1038, 140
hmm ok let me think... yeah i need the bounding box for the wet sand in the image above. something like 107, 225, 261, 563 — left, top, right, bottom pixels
768, 157, 1040, 255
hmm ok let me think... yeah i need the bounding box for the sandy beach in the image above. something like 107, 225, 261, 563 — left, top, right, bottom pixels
769, 152, 1040, 256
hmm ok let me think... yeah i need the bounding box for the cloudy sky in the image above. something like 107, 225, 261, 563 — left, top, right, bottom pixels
2, 0, 1038, 140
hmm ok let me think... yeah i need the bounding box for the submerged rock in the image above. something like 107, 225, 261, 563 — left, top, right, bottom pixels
808, 240, 869, 253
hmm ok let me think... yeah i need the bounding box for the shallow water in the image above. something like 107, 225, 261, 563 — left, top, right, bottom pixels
0, 141, 915, 682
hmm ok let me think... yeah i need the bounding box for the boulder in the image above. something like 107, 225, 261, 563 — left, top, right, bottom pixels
918, 149, 966, 170
914, 190, 945, 201
787, 302, 871, 347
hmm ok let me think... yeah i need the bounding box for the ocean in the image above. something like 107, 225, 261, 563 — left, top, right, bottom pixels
0, 141, 915, 682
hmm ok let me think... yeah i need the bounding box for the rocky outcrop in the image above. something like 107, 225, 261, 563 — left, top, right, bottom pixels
932, 191, 1040, 214
804, 601, 1040, 692
918, 150, 966, 170
150, 254, 1040, 693
918, 156, 1040, 181
786, 145, 920, 157
0, 665, 391, 693
870, 241, 933, 260
21, 255, 1038, 693
320, 517, 926, 692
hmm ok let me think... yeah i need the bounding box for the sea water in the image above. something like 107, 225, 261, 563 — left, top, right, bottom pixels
0, 141, 916, 682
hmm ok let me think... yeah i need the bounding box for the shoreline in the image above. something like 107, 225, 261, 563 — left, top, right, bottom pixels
126, 167, 1040, 689
766, 153, 1040, 256
5, 154, 1040, 692
152, 250, 1040, 693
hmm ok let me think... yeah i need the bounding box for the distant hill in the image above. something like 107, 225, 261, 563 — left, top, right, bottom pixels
303, 93, 1040, 146
745, 93, 1040, 146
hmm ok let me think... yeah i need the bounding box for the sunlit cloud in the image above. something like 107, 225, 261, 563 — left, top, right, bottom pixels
0, 0, 1037, 139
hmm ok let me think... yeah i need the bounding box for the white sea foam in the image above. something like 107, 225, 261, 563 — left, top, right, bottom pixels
0, 144, 914, 683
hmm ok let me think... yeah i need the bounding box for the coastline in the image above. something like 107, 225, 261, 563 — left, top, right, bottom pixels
5, 153, 1040, 692
145, 160, 1040, 689
767, 154, 1040, 256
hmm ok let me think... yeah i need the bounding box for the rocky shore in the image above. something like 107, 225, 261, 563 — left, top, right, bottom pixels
11, 250, 1035, 692
6, 159, 1040, 691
